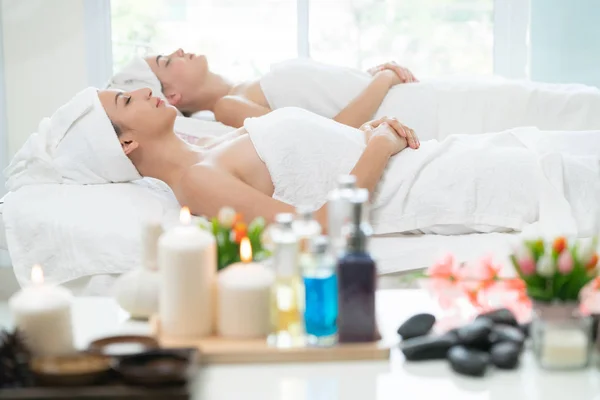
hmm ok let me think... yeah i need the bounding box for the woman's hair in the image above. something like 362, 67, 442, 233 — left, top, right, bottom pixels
110, 119, 122, 137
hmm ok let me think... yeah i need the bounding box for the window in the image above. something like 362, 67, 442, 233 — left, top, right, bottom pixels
111, 0, 297, 80
309, 0, 493, 77
111, 0, 516, 79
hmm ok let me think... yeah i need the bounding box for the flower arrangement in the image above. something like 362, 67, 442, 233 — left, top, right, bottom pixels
511, 237, 599, 303
419, 254, 530, 323
197, 207, 270, 270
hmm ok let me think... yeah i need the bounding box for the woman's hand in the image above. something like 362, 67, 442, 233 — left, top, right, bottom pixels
361, 116, 420, 155
368, 61, 418, 86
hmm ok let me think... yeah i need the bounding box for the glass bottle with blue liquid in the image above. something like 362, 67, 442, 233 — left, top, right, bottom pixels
302, 235, 338, 347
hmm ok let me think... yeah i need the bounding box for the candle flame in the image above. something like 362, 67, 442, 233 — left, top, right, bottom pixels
240, 237, 252, 263
31, 264, 44, 285
180, 206, 191, 225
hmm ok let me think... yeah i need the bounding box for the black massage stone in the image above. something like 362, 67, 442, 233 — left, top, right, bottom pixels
397, 313, 436, 340
456, 318, 494, 348
476, 308, 518, 327
490, 342, 521, 369
448, 346, 490, 377
491, 324, 526, 349
401, 332, 458, 361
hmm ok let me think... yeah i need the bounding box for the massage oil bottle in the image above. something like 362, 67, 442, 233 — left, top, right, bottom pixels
293, 207, 322, 319
302, 236, 338, 347
269, 213, 303, 346
327, 175, 357, 256
336, 189, 378, 343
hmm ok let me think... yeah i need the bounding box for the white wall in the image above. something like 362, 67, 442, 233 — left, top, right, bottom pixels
1, 0, 89, 158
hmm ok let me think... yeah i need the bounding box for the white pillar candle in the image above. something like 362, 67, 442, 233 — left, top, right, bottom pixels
541, 328, 589, 368
8, 265, 74, 356
217, 237, 275, 338
159, 207, 216, 338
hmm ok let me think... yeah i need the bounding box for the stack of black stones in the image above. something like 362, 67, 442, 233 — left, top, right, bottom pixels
398, 309, 530, 377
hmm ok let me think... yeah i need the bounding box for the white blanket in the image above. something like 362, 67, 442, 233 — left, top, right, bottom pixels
245, 108, 600, 237
3, 179, 180, 286
260, 59, 600, 140
371, 129, 600, 238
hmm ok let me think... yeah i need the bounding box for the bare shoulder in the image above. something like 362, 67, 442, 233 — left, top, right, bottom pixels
173, 164, 242, 217
172, 164, 215, 212
230, 80, 269, 107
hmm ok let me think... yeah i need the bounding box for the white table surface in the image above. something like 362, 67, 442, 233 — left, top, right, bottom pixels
1, 289, 599, 400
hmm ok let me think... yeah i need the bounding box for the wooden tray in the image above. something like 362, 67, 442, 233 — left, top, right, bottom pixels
152, 316, 393, 365
0, 348, 198, 400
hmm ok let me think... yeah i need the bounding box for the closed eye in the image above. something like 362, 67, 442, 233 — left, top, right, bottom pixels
125, 96, 131, 105
166, 58, 172, 67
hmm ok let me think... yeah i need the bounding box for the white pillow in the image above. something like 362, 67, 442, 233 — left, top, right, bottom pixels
3, 179, 181, 286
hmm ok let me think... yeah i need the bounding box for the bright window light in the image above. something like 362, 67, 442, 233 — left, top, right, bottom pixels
111, 0, 493, 78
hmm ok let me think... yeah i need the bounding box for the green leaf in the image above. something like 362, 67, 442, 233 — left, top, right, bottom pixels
527, 285, 553, 302
553, 272, 570, 301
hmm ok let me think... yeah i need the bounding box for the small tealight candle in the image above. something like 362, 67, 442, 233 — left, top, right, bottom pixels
9, 265, 75, 356
541, 328, 589, 368
159, 207, 216, 338
217, 237, 275, 338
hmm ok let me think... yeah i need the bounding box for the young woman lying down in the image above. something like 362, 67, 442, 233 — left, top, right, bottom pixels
108, 49, 600, 140
6, 87, 600, 238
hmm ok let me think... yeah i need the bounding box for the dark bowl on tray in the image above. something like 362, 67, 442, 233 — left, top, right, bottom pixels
112, 349, 193, 387
30, 353, 112, 387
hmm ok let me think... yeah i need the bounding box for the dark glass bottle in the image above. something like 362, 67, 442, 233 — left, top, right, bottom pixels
336, 189, 377, 343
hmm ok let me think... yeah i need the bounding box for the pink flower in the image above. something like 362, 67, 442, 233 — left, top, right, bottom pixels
514, 244, 535, 276
557, 250, 574, 274
518, 257, 536, 276
456, 256, 501, 282
427, 254, 456, 279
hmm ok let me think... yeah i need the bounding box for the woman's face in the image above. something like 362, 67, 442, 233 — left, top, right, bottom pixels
98, 88, 177, 154
146, 48, 209, 108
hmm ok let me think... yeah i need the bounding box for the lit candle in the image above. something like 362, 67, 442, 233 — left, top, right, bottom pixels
8, 265, 74, 356
158, 207, 216, 338
217, 237, 275, 338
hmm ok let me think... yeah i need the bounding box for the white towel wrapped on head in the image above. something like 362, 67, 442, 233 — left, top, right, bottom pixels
4, 87, 142, 191
107, 57, 183, 116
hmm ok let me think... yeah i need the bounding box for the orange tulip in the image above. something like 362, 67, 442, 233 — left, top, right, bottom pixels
232, 222, 247, 243
233, 213, 244, 225
586, 253, 599, 271
553, 237, 567, 254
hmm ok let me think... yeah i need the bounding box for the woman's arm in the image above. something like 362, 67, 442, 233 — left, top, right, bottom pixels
333, 70, 398, 128
176, 127, 400, 231
213, 95, 271, 128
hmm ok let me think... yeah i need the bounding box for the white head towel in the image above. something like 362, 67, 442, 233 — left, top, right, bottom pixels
106, 57, 183, 116
4, 87, 142, 192
107, 57, 163, 97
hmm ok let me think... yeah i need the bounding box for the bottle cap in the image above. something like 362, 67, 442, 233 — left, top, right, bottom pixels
337, 175, 357, 189
275, 213, 294, 228
347, 189, 371, 252
311, 235, 329, 254
295, 206, 314, 221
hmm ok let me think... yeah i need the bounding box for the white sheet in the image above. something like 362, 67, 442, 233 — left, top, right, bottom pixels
371, 232, 518, 275
261, 59, 600, 141
3, 179, 180, 286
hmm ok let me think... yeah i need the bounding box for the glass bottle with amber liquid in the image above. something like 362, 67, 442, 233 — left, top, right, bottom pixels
269, 213, 303, 346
